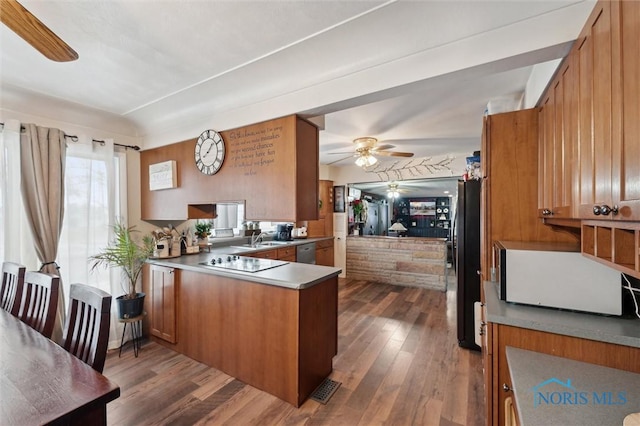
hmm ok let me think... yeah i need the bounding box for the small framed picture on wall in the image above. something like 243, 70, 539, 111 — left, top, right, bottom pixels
334, 185, 346, 212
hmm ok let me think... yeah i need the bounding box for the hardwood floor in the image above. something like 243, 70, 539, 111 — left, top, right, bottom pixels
104, 277, 485, 425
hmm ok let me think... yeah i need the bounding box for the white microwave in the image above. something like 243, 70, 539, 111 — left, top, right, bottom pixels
493, 241, 622, 315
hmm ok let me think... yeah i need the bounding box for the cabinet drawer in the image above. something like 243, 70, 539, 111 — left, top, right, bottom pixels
277, 246, 296, 259
316, 239, 334, 249
252, 249, 278, 259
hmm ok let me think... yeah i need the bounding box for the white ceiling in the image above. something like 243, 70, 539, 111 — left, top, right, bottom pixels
351, 177, 460, 201
1, 0, 595, 193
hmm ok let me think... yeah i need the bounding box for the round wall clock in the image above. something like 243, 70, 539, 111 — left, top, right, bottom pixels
195, 129, 225, 175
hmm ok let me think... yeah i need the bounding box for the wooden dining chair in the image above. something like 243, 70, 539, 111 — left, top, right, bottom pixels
17, 271, 60, 339
62, 284, 112, 373
1, 262, 26, 316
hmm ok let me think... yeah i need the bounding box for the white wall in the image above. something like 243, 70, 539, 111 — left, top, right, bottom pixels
523, 58, 563, 109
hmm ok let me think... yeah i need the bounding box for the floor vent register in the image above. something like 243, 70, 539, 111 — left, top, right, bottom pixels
310, 378, 341, 404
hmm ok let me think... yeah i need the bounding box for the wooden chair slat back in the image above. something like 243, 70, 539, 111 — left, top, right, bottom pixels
18, 271, 59, 339
62, 284, 111, 373
1, 262, 26, 316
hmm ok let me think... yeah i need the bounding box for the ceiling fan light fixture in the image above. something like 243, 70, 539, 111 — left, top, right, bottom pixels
387, 183, 399, 198
353, 137, 378, 150
355, 154, 377, 167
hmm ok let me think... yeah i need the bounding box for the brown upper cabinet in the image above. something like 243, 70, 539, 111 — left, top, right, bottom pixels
540, 0, 640, 221
577, 1, 614, 219
140, 115, 319, 221
306, 180, 334, 238
482, 109, 578, 283
538, 55, 579, 219
612, 0, 640, 220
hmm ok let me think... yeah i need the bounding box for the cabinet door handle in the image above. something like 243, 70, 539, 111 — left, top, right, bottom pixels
503, 383, 511, 392
542, 208, 552, 216
593, 205, 602, 215
599, 204, 619, 216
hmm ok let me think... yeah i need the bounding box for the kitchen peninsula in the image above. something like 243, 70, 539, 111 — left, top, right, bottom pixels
143, 245, 341, 407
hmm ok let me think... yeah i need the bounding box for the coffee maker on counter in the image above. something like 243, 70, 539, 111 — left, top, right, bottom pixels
274, 223, 294, 241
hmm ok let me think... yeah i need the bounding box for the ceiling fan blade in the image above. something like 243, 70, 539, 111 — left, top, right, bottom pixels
328, 151, 356, 155
375, 151, 414, 158
0, 0, 78, 62
372, 144, 395, 151
326, 155, 354, 165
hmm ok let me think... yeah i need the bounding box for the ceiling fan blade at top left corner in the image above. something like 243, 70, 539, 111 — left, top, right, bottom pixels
0, 0, 78, 62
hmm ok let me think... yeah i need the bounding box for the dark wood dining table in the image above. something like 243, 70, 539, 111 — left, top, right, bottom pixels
0, 309, 120, 425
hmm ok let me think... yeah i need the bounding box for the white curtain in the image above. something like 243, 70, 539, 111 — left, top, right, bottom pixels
0, 120, 38, 268
57, 137, 125, 349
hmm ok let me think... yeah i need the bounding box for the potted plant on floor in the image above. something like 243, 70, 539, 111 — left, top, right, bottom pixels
90, 223, 155, 319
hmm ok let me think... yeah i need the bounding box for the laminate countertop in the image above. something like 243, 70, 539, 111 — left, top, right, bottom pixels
148, 238, 340, 290
507, 347, 640, 426
484, 281, 640, 348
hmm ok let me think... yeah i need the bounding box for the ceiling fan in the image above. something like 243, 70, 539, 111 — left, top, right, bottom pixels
328, 137, 414, 167
386, 182, 404, 199
0, 0, 78, 62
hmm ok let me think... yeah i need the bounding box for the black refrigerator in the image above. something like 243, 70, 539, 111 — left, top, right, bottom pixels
455, 179, 481, 351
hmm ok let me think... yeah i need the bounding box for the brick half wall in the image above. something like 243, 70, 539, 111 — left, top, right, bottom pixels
346, 236, 447, 291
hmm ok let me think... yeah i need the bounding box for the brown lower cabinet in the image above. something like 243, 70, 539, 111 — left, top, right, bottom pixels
248, 240, 333, 265
315, 239, 334, 267
250, 248, 278, 259
249, 246, 297, 261
486, 320, 640, 426
149, 269, 338, 407
277, 246, 296, 262
146, 264, 177, 344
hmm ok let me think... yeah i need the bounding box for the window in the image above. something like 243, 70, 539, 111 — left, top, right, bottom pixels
57, 142, 127, 349
58, 151, 126, 298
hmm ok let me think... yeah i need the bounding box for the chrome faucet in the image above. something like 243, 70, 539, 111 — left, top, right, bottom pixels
251, 232, 267, 247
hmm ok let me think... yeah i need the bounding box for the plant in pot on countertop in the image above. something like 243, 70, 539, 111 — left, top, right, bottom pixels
90, 223, 155, 319
194, 221, 212, 241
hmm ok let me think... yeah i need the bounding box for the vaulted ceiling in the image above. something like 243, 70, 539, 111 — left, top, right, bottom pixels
1, 0, 595, 172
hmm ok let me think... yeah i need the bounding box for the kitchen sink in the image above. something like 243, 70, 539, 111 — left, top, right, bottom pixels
257, 241, 290, 246
230, 241, 290, 249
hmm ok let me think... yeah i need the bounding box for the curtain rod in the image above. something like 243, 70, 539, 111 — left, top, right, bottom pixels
64, 134, 140, 151
0, 122, 141, 151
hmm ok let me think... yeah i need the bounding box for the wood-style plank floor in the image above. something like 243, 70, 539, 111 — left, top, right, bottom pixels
104, 276, 484, 425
